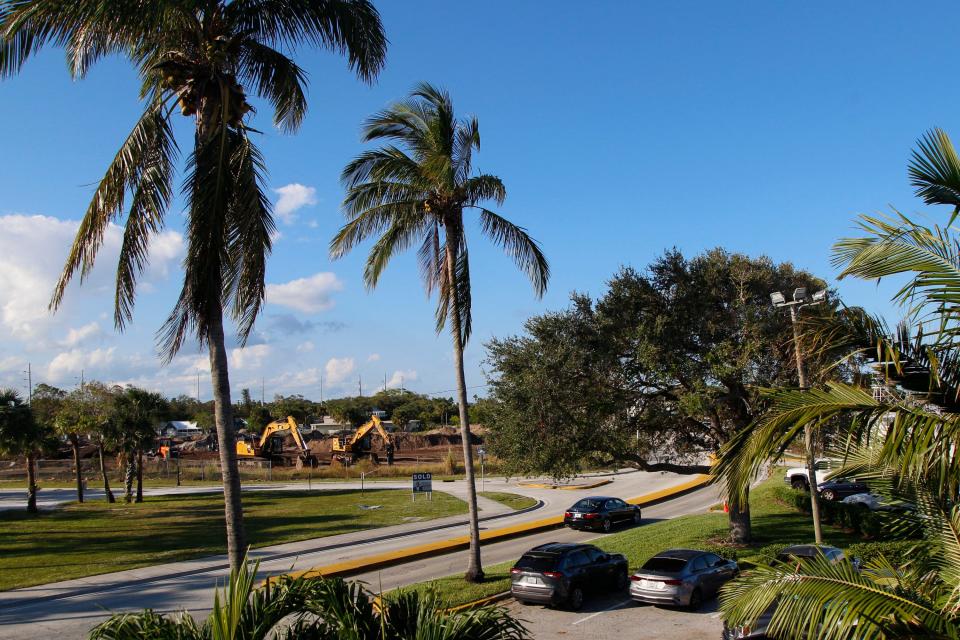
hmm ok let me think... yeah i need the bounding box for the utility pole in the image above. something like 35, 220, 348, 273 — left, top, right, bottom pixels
772, 287, 828, 544
196, 370, 200, 402
358, 376, 362, 397
320, 375, 324, 405
384, 373, 387, 393
23, 363, 32, 405
261, 377, 265, 404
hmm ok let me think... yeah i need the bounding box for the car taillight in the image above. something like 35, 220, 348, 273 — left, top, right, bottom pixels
663, 579, 682, 585
542, 571, 563, 579
510, 568, 522, 574
564, 511, 573, 518
630, 575, 642, 581
583, 513, 600, 519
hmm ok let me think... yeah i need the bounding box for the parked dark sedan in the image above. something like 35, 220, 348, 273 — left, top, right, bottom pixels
722, 544, 847, 639
817, 478, 869, 501
563, 496, 641, 532
629, 549, 738, 610
510, 542, 629, 610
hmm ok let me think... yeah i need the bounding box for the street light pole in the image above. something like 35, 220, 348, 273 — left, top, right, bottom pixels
772, 287, 827, 545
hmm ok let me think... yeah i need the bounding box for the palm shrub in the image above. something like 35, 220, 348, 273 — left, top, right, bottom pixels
0, 388, 53, 513
89, 560, 529, 640
716, 128, 960, 638
1, 0, 386, 571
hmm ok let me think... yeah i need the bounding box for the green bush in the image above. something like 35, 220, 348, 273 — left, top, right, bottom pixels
774, 485, 914, 539
845, 540, 930, 568
755, 543, 791, 564
700, 543, 739, 561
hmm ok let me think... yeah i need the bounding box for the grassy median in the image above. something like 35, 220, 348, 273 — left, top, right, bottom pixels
403, 475, 864, 607
478, 491, 538, 511
0, 489, 465, 591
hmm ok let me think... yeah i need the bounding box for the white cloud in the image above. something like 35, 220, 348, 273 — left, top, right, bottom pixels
273, 183, 318, 224
324, 357, 355, 384
387, 369, 417, 389
367, 353, 380, 362
231, 344, 272, 370
266, 272, 343, 314
61, 322, 102, 347
296, 340, 315, 353
46, 347, 117, 381
0, 214, 182, 341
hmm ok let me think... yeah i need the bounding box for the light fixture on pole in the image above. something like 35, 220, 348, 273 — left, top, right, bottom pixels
771, 287, 829, 544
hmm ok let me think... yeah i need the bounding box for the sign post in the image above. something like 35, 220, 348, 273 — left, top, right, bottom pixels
412, 472, 433, 502
477, 447, 487, 493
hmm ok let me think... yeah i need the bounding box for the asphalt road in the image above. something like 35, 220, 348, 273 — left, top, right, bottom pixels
507, 591, 723, 639
0, 472, 718, 639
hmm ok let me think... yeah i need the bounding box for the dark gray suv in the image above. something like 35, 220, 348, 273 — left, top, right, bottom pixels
510, 542, 629, 610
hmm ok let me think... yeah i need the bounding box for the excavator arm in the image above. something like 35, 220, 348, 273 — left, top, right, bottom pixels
349, 415, 393, 446
257, 416, 309, 453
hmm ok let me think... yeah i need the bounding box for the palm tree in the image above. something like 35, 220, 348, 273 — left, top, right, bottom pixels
331, 83, 550, 581
1, 0, 386, 571
111, 387, 166, 503
89, 559, 529, 640
0, 388, 50, 513
716, 128, 960, 637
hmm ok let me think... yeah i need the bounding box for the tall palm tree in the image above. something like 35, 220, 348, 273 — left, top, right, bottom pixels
90, 559, 528, 639
716, 128, 960, 637
331, 83, 550, 581
1, 0, 386, 571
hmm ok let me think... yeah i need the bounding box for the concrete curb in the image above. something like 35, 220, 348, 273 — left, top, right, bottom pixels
289, 474, 711, 582
517, 479, 613, 490
444, 590, 512, 612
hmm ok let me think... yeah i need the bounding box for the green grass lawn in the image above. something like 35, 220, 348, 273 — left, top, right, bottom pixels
0, 489, 465, 591
478, 491, 538, 511
404, 475, 866, 607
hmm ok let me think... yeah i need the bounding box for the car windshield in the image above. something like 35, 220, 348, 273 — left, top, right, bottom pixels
641, 557, 688, 573
572, 499, 603, 511
515, 554, 559, 572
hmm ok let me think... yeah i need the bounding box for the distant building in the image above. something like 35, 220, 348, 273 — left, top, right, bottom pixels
159, 421, 202, 437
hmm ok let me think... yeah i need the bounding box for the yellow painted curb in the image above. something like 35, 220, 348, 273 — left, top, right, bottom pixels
517, 479, 613, 490
285, 474, 711, 583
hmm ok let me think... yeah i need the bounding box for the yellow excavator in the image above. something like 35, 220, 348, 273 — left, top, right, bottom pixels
331, 415, 396, 465
237, 416, 317, 467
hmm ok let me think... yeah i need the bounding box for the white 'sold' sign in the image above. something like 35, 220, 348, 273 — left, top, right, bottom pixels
412, 472, 433, 493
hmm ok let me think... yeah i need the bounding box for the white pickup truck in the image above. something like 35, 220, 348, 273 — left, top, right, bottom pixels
783, 458, 837, 490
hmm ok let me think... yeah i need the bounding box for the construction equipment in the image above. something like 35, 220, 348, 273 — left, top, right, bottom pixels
331, 415, 396, 465
236, 416, 317, 467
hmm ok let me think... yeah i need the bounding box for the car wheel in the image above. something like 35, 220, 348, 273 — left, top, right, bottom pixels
568, 586, 584, 611
822, 489, 836, 501
633, 510, 641, 525
615, 569, 629, 591
688, 587, 703, 611
791, 477, 808, 491
602, 518, 612, 533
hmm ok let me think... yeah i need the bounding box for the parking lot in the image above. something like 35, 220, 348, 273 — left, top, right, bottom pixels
506, 592, 723, 639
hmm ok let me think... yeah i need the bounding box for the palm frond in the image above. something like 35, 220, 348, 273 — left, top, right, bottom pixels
51, 97, 176, 316
238, 39, 308, 133
478, 208, 550, 297
228, 0, 386, 83
909, 128, 960, 223
720, 553, 953, 640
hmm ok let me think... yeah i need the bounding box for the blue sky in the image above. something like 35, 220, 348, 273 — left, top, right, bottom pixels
0, 1, 955, 402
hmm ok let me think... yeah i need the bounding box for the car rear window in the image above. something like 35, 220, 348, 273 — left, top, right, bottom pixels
572, 499, 603, 511
641, 557, 688, 572
515, 554, 558, 571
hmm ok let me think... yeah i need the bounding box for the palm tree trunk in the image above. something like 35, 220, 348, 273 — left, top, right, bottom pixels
728, 485, 751, 543
26, 452, 37, 514
71, 435, 83, 503
98, 443, 115, 503
124, 450, 135, 503
444, 224, 484, 583
136, 448, 144, 503
208, 307, 247, 571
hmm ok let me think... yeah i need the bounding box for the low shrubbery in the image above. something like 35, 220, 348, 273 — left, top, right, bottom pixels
772, 485, 918, 539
